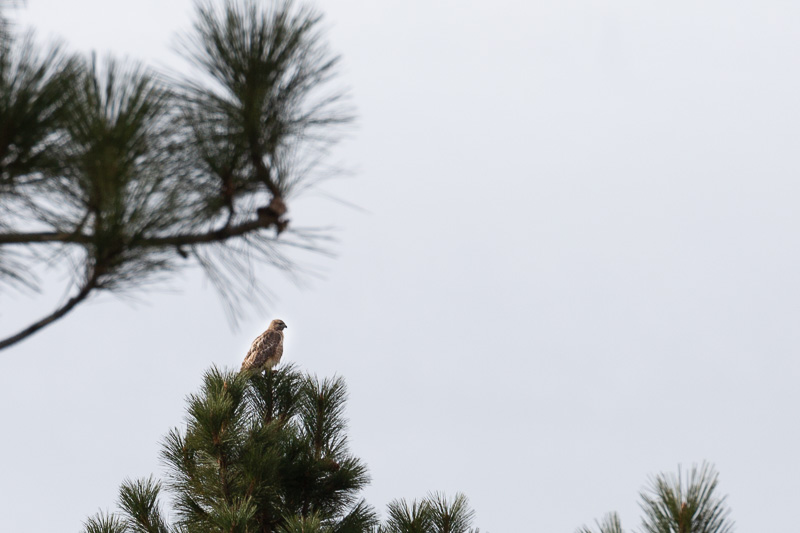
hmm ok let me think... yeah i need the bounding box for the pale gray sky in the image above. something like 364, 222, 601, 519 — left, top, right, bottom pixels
2, 1, 800, 531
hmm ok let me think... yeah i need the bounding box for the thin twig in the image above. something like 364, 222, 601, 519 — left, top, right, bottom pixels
0, 268, 100, 351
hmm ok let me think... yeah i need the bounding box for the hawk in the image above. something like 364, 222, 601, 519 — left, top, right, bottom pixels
241, 319, 287, 372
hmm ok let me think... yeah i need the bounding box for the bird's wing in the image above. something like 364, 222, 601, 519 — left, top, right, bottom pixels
242, 330, 283, 370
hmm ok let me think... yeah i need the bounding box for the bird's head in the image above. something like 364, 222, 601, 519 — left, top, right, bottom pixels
270, 319, 288, 331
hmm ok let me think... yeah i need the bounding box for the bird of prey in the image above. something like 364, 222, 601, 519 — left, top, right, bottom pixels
241, 319, 288, 372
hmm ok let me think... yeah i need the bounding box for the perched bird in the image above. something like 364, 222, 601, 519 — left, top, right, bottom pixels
241, 319, 288, 372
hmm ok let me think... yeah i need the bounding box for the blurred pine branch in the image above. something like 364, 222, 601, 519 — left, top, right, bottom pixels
0, 0, 353, 350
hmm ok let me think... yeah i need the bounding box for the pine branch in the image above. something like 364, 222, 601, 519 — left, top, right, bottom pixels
0, 0, 350, 350
0, 265, 100, 350
0, 210, 289, 351
0, 209, 285, 246
0, 230, 86, 244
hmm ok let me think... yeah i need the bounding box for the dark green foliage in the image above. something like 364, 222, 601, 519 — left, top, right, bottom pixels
576, 463, 734, 533
379, 493, 480, 533
117, 477, 171, 533
0, 34, 78, 190
576, 513, 623, 533
82, 364, 483, 533
179, 0, 349, 208
278, 513, 323, 533
331, 500, 380, 533
427, 493, 477, 533
85, 365, 377, 533
56, 56, 187, 291
640, 463, 734, 533
0, 0, 352, 350
82, 512, 128, 533
381, 499, 432, 533
0, 5, 80, 292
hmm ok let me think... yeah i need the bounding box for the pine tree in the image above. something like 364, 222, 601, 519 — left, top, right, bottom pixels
577, 463, 734, 533
81, 366, 483, 533
83, 365, 375, 533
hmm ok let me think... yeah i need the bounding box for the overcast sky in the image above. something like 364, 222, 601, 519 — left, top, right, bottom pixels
2, 0, 800, 531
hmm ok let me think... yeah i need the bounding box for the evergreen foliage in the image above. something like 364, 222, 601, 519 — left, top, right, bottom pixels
379, 493, 479, 533
576, 513, 623, 533
82, 365, 481, 533
577, 463, 734, 533
0, 0, 351, 350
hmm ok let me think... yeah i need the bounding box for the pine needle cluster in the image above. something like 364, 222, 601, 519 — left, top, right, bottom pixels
379, 492, 480, 533
577, 462, 734, 533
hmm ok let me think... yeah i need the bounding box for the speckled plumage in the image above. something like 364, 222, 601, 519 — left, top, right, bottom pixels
241, 319, 287, 372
